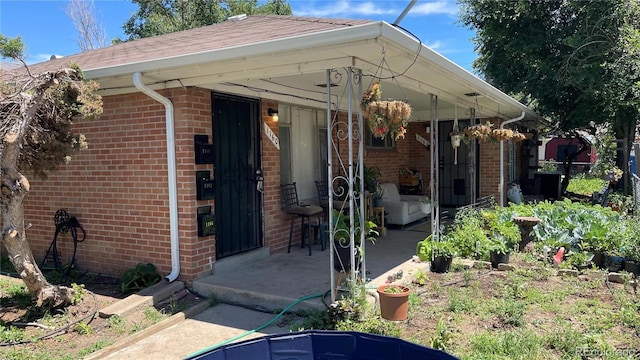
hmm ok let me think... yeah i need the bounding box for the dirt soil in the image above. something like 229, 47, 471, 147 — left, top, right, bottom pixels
0, 272, 203, 359
395, 256, 640, 357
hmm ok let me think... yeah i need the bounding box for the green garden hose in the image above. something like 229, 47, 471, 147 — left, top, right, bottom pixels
185, 292, 325, 359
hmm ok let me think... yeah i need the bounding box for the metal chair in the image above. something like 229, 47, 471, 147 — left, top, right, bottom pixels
315, 180, 330, 219
315, 180, 349, 218
281, 183, 324, 255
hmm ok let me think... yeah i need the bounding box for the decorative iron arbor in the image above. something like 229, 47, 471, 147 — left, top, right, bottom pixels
323, 67, 440, 302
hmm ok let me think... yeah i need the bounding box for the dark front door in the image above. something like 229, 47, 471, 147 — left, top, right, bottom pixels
212, 93, 262, 258
438, 120, 477, 207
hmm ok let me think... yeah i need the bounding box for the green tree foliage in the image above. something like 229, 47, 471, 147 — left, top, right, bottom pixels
122, 0, 292, 40
459, 0, 639, 133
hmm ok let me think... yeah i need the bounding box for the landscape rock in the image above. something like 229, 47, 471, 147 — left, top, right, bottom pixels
558, 269, 579, 277
497, 263, 516, 271
473, 261, 492, 270
607, 272, 629, 284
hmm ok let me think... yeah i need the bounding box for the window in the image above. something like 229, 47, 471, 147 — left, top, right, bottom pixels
278, 105, 326, 203
365, 128, 395, 149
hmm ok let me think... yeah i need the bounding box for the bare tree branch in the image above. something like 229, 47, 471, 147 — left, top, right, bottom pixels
65, 0, 107, 52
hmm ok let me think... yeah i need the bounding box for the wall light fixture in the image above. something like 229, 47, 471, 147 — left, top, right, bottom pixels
268, 108, 279, 122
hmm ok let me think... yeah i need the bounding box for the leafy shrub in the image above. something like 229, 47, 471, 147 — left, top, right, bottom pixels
121, 263, 161, 294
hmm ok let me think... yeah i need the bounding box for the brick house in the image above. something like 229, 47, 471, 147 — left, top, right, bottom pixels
18, 16, 541, 284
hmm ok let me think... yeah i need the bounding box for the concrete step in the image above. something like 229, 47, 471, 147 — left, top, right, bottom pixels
99, 280, 185, 318
192, 279, 327, 313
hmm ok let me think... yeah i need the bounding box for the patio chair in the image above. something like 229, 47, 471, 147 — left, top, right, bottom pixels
281, 183, 324, 255
315, 180, 349, 217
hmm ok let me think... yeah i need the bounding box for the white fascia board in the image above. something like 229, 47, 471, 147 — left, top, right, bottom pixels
85, 22, 385, 80
378, 23, 539, 120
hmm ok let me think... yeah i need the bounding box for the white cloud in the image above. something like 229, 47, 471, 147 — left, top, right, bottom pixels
425, 40, 443, 51
411, 1, 459, 16
293, 1, 459, 18
293, 1, 400, 17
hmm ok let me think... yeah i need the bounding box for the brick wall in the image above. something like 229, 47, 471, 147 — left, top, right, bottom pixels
260, 99, 291, 253
24, 87, 214, 282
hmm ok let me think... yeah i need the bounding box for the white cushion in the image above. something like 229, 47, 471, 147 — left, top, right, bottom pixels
380, 183, 401, 202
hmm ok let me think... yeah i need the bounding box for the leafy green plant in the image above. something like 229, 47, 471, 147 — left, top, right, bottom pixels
0, 324, 24, 343
121, 263, 161, 294
107, 315, 128, 335
70, 283, 85, 305
447, 207, 488, 259
291, 309, 331, 331
412, 268, 429, 286
335, 316, 402, 337
539, 159, 558, 172
566, 175, 608, 196
382, 285, 409, 294
492, 299, 526, 327
143, 306, 165, 324
429, 317, 453, 351
1, 282, 32, 307
483, 207, 520, 253
332, 209, 378, 247
74, 321, 93, 335
207, 293, 220, 306
431, 234, 457, 258
607, 191, 633, 214
76, 339, 115, 357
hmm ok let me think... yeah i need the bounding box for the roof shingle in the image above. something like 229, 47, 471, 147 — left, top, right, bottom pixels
26, 16, 373, 74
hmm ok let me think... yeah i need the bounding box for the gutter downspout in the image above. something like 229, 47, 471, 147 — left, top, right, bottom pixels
500, 111, 525, 207
133, 72, 180, 282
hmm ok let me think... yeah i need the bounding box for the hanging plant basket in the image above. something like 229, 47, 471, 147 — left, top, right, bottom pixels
361, 83, 412, 141
463, 122, 527, 142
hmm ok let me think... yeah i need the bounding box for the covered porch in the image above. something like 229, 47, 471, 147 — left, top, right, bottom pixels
192, 225, 431, 312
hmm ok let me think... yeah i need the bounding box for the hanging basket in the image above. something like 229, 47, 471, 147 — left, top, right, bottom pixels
361, 83, 412, 141
364, 100, 411, 140
463, 122, 527, 142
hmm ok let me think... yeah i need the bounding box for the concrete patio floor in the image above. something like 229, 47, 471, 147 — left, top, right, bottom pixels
90, 222, 434, 359
192, 222, 433, 313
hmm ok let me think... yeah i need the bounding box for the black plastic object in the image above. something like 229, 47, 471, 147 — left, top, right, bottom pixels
186, 330, 459, 360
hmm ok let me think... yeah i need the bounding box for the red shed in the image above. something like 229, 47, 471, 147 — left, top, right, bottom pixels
544, 135, 596, 164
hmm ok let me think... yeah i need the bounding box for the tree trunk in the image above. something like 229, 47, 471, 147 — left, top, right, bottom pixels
1, 169, 74, 307
1, 117, 75, 307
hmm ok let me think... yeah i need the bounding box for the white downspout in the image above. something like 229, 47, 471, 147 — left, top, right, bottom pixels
133, 72, 180, 282
499, 111, 525, 207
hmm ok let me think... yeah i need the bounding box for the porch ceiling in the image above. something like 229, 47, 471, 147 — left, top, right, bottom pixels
84, 18, 540, 125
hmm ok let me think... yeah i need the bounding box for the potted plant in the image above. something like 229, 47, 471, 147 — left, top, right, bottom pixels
332, 209, 378, 273
621, 230, 640, 275
430, 234, 457, 273
377, 284, 411, 321
373, 183, 385, 207
484, 208, 520, 268
487, 236, 511, 269
416, 233, 456, 273
419, 197, 431, 214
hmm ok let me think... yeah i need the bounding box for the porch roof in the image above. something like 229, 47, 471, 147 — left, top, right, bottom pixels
25, 15, 541, 124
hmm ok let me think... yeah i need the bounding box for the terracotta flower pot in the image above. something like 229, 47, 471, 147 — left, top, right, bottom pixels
377, 284, 411, 321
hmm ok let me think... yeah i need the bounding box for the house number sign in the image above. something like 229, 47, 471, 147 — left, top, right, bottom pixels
415, 133, 430, 148
263, 123, 279, 150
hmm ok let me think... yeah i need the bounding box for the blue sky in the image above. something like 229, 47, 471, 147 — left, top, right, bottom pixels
0, 0, 478, 72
